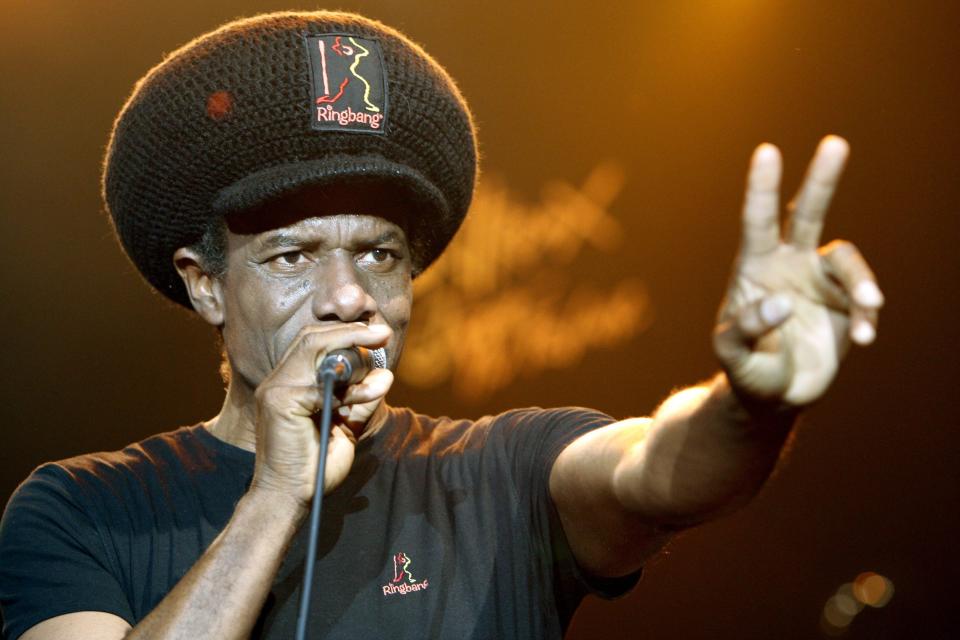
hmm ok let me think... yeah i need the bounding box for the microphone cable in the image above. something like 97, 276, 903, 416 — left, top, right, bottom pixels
294, 366, 336, 640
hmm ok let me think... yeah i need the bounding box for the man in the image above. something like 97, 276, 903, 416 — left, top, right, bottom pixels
0, 10, 883, 640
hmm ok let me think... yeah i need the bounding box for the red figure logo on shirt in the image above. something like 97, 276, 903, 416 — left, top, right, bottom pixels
380, 551, 430, 596
391, 552, 415, 583
381, 551, 429, 596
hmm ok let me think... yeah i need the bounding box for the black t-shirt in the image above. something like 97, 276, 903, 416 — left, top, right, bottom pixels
0, 406, 640, 639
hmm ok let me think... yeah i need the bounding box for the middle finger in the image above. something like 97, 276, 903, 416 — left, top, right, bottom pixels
786, 135, 850, 250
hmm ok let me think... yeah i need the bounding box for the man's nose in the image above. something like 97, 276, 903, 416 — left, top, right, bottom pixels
312, 254, 377, 323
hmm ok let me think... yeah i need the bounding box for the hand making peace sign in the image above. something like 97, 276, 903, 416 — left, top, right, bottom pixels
714, 136, 884, 407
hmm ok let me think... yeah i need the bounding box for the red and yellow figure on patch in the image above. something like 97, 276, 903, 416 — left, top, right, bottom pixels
306, 34, 387, 132
381, 552, 429, 596
391, 552, 415, 584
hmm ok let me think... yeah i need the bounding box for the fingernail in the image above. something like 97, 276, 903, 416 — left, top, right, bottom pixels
854, 281, 884, 307
755, 143, 778, 162
761, 294, 793, 325
822, 135, 849, 154
852, 321, 875, 345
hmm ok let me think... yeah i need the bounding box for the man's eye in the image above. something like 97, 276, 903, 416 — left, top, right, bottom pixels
358, 248, 399, 269
279, 251, 304, 264
267, 251, 308, 268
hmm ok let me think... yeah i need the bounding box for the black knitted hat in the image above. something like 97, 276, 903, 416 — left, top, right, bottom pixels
103, 11, 477, 309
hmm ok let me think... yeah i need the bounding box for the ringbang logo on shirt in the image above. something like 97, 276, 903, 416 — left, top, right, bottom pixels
305, 34, 388, 133
381, 551, 429, 596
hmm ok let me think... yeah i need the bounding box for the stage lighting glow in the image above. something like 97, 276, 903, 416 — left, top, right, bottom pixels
820, 571, 894, 635
853, 572, 894, 608
402, 163, 653, 399
833, 589, 861, 617
821, 596, 853, 634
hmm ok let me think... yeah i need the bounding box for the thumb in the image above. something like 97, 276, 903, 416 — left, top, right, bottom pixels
322, 426, 356, 495
715, 293, 793, 355
714, 293, 794, 399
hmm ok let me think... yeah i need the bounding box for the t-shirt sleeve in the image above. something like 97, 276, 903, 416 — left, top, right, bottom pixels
0, 464, 134, 640
491, 407, 642, 625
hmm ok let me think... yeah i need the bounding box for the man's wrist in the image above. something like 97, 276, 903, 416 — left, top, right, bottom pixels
712, 372, 800, 437
244, 483, 311, 527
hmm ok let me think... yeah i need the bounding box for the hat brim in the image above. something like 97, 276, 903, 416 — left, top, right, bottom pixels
213, 153, 452, 273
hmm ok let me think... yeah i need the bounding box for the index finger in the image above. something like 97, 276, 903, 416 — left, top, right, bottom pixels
740, 143, 783, 256
786, 135, 850, 250
270, 323, 392, 386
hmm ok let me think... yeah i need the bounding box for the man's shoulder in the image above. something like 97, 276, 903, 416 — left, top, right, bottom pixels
445, 406, 614, 434
383, 405, 614, 454
2, 422, 252, 540
43, 424, 203, 473
392, 405, 611, 428
11, 424, 221, 502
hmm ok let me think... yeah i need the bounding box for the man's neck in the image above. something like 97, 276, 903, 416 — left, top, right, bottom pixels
203, 378, 258, 451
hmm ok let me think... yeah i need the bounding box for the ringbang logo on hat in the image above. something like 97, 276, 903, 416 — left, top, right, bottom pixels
305, 34, 388, 133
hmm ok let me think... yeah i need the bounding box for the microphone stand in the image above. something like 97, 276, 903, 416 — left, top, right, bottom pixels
294, 368, 337, 640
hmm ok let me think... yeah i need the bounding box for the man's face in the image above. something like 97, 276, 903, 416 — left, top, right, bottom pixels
216, 190, 413, 392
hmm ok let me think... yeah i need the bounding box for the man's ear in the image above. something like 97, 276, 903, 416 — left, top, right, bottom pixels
173, 247, 225, 326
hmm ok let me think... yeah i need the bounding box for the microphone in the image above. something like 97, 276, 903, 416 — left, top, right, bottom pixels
317, 347, 387, 388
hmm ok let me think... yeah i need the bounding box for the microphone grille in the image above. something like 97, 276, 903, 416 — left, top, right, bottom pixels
371, 347, 387, 369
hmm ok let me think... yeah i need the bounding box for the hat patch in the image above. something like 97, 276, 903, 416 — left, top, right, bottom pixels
305, 34, 388, 134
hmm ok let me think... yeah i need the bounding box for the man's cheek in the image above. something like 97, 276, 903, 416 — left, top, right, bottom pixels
368, 275, 410, 317
378, 298, 410, 367
382, 297, 411, 334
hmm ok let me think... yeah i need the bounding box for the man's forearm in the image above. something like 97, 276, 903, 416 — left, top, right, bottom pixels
613, 372, 797, 527
127, 488, 306, 640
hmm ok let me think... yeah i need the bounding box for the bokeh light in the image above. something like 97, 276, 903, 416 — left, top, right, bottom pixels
853, 572, 894, 608
822, 595, 854, 631
820, 572, 894, 636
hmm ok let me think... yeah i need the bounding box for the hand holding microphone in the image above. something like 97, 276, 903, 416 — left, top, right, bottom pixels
251, 324, 393, 505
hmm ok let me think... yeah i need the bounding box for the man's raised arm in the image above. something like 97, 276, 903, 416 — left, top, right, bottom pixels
550, 136, 884, 578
